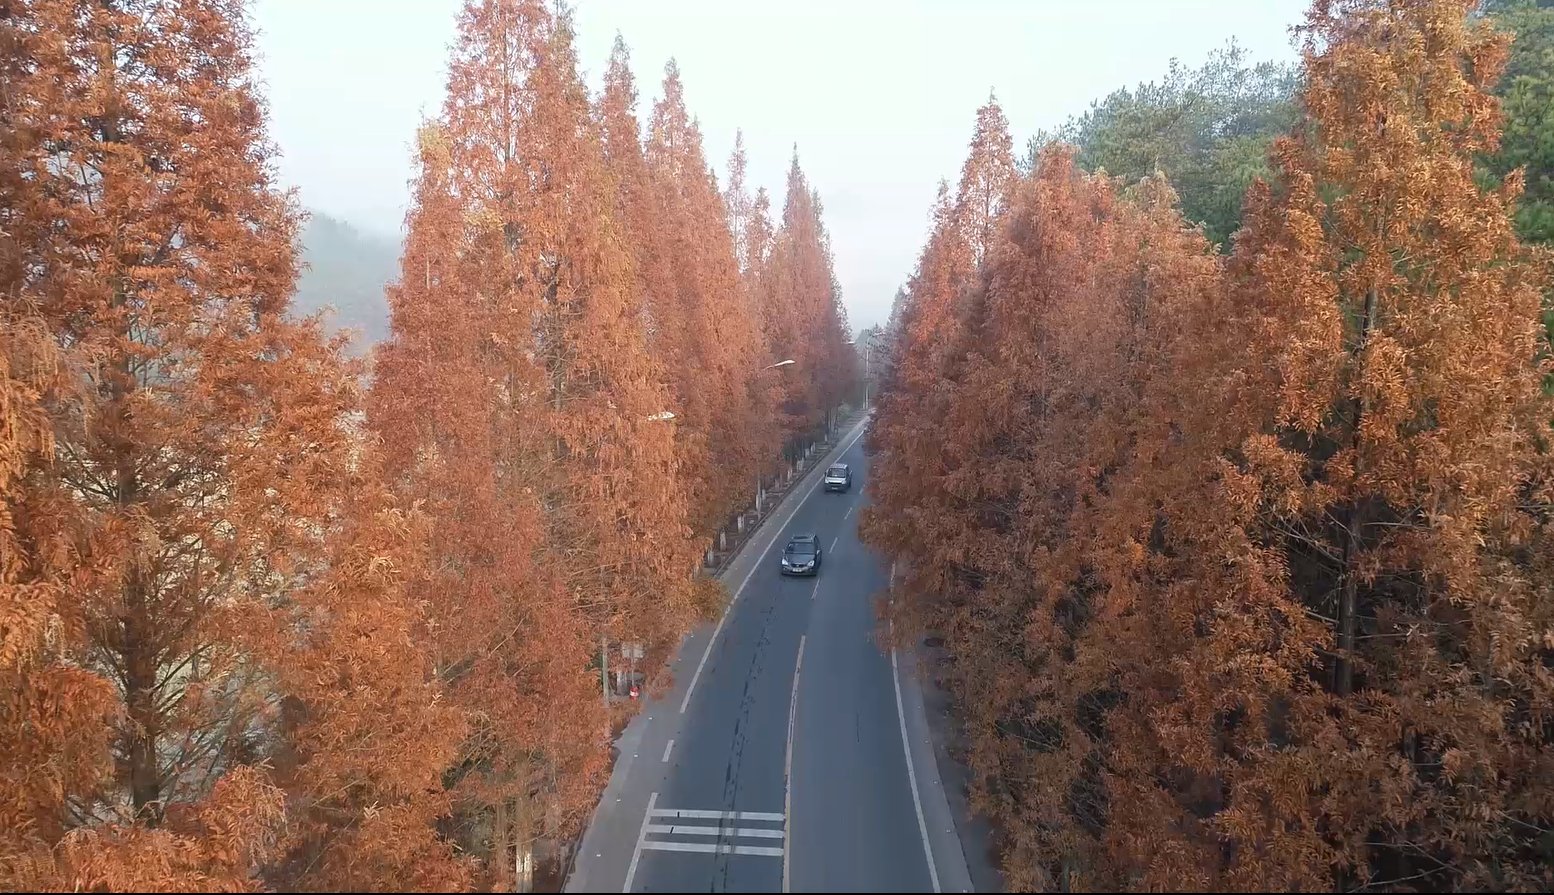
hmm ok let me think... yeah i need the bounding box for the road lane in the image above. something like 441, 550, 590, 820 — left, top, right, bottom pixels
567, 416, 969, 894
632, 446, 849, 893
631, 434, 935, 893
788, 446, 933, 893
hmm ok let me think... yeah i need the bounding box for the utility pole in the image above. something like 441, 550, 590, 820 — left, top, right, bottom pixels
863, 338, 872, 409
755, 359, 794, 514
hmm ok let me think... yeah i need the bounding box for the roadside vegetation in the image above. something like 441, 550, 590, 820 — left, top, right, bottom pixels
1, 0, 853, 889
864, 0, 1554, 890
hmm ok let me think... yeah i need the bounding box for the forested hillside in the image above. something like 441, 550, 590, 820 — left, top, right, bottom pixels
291, 211, 396, 354
1036, 41, 1299, 247
865, 0, 1554, 890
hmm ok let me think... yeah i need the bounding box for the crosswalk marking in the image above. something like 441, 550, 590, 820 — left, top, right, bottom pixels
640, 841, 786, 858
638, 805, 786, 862
650, 808, 785, 823
645, 824, 785, 839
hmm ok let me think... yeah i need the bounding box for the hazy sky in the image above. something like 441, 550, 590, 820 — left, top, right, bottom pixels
251, 0, 1309, 331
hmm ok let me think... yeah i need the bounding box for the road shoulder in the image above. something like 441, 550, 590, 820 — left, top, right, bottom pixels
910, 639, 1005, 893
893, 641, 978, 893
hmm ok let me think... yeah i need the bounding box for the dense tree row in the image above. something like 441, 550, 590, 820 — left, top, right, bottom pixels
1, 0, 851, 889
865, 0, 1554, 891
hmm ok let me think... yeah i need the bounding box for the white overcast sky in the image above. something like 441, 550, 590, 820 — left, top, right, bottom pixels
251, 0, 1309, 331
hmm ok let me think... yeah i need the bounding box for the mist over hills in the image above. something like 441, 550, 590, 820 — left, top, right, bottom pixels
291, 210, 398, 355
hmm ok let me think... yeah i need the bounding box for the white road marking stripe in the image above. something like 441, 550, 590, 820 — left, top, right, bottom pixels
640, 841, 784, 858
677, 599, 737, 715
829, 535, 838, 551
622, 791, 657, 893
845, 504, 854, 519
650, 808, 786, 822
661, 739, 674, 763
644, 824, 785, 839
679, 421, 868, 714
892, 627, 942, 893
783, 634, 806, 893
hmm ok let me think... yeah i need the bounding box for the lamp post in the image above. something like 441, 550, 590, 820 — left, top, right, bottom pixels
756, 360, 796, 513
863, 340, 872, 409
847, 337, 873, 411
602, 408, 680, 707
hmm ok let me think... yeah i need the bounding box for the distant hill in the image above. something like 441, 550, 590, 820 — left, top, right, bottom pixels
291, 211, 399, 355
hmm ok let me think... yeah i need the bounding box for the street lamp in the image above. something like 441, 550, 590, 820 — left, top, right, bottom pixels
861, 341, 871, 409
600, 409, 678, 706
846, 338, 873, 410
756, 359, 797, 512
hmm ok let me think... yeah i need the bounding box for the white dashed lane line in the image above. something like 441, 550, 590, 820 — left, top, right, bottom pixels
677, 422, 868, 714
783, 635, 806, 892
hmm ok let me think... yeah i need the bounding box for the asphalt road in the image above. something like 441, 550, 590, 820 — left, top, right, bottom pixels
566, 418, 975, 894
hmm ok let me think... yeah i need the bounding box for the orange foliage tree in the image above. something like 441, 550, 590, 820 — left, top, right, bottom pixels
4, 0, 866, 891
597, 43, 791, 547
865, 2, 1554, 891
642, 61, 772, 536
2, 0, 456, 890
370, 2, 706, 886
724, 136, 789, 486
863, 96, 1013, 637
258, 478, 468, 892
762, 152, 858, 447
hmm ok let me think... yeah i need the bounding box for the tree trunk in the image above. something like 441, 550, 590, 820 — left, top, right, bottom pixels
513, 795, 535, 893
1335, 272, 1379, 698
1336, 518, 1360, 697
516, 840, 534, 893
124, 568, 162, 819
494, 798, 511, 891
113, 310, 162, 820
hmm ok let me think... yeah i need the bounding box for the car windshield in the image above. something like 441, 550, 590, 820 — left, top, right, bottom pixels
786, 543, 815, 556
827, 467, 846, 475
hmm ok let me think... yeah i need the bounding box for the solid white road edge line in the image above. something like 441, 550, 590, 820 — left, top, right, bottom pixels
783, 633, 806, 894
621, 791, 657, 894
892, 628, 942, 893
678, 421, 867, 715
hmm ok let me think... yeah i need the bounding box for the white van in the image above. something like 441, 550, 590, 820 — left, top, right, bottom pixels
823, 463, 852, 492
